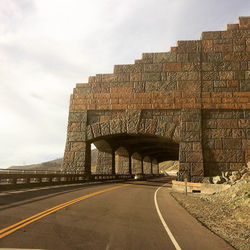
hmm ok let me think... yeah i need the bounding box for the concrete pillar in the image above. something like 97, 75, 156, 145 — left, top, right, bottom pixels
85, 141, 91, 178
128, 153, 132, 175
152, 159, 158, 174
112, 149, 116, 175
179, 109, 204, 182
62, 110, 88, 173
141, 157, 144, 174
143, 156, 151, 174
96, 151, 113, 174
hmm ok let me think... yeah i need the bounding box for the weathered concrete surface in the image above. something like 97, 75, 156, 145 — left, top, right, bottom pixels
172, 180, 231, 194
63, 17, 250, 182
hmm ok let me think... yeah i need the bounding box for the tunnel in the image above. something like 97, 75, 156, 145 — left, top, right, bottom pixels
92, 133, 179, 175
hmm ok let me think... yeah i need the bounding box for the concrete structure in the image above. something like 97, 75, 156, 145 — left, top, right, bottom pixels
63, 17, 250, 182
172, 180, 231, 194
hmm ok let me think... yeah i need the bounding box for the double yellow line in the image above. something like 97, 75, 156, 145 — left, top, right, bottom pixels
0, 184, 129, 239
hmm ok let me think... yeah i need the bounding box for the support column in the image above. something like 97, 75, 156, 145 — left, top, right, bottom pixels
128, 152, 132, 175
141, 157, 144, 174
96, 150, 113, 174
85, 141, 91, 179
112, 149, 116, 175
62, 110, 88, 174
150, 161, 153, 174
179, 109, 204, 182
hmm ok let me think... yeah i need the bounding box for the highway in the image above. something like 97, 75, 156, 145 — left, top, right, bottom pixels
0, 177, 233, 250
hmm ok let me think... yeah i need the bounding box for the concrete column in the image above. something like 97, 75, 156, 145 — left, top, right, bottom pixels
62, 110, 88, 173
128, 153, 132, 175
85, 141, 91, 179
141, 157, 144, 174
112, 149, 116, 175
179, 109, 204, 182
96, 150, 113, 174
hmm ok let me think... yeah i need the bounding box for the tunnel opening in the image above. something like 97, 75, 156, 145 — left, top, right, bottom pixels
91, 133, 179, 175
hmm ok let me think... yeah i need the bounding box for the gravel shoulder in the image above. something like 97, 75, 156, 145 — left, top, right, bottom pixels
171, 180, 250, 250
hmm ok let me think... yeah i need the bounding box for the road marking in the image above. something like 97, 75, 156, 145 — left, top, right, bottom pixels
0, 184, 130, 239
154, 184, 182, 250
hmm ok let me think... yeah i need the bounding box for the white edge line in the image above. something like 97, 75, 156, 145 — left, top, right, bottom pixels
154, 184, 182, 250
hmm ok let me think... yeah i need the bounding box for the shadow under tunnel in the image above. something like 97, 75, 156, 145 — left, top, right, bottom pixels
92, 133, 179, 175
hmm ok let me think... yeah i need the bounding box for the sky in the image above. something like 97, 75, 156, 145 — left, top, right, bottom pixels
0, 0, 249, 168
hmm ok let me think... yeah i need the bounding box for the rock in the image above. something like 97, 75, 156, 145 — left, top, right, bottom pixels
241, 172, 250, 180
229, 171, 241, 183
202, 177, 212, 184
239, 168, 247, 175
212, 176, 226, 184
222, 172, 226, 178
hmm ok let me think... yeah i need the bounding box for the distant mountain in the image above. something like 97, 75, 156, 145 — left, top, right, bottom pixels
8, 149, 98, 171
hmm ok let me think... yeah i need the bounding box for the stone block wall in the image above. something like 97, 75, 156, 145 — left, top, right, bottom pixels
63, 17, 250, 182
203, 109, 249, 176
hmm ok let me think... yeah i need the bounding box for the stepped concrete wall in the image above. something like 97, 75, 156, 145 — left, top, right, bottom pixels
63, 17, 250, 182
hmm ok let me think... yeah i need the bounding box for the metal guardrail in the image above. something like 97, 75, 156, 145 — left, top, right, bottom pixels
0, 168, 84, 175
0, 169, 160, 189
0, 169, 139, 188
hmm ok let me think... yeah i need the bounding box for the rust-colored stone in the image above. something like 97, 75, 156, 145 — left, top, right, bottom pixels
63, 16, 250, 183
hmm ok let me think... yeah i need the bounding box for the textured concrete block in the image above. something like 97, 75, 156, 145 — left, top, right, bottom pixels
239, 16, 250, 29
63, 16, 250, 183
142, 72, 161, 81
74, 152, 85, 162
68, 132, 86, 142
163, 63, 181, 72
144, 63, 162, 72
110, 119, 122, 134
68, 111, 87, 123
153, 52, 177, 62
71, 142, 86, 152
130, 73, 142, 81
201, 31, 221, 40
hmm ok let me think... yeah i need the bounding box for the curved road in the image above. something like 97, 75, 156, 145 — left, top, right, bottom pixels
0, 178, 233, 250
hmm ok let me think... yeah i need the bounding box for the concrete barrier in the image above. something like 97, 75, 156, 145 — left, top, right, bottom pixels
172, 180, 231, 194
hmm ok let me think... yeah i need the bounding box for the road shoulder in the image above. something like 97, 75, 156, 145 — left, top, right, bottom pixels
156, 185, 234, 250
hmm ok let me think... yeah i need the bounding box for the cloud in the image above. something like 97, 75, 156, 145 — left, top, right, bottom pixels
0, 0, 35, 35
0, 0, 249, 168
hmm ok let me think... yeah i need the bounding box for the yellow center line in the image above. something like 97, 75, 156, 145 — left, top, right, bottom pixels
0, 184, 130, 239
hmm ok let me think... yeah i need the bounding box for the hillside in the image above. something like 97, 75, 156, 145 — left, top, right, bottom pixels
159, 161, 179, 175
8, 149, 98, 171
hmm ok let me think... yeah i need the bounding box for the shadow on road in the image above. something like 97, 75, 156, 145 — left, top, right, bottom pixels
0, 177, 174, 211
0, 180, 127, 211
127, 177, 174, 188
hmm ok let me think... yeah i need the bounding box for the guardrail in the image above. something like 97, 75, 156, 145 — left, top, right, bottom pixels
0, 169, 84, 175
0, 169, 160, 189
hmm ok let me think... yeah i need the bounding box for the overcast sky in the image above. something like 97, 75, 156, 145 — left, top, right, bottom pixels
0, 0, 249, 168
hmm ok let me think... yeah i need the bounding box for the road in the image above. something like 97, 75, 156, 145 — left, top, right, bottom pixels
0, 177, 233, 250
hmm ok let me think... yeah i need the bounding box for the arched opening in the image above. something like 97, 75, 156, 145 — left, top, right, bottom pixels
91, 133, 179, 175
91, 143, 98, 174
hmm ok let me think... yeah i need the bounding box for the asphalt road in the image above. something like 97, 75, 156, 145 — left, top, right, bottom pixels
0, 178, 233, 250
